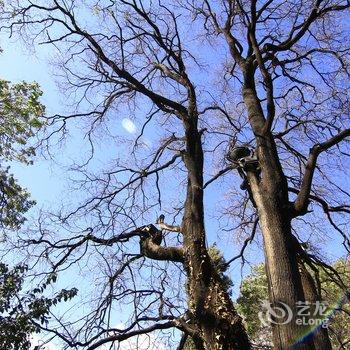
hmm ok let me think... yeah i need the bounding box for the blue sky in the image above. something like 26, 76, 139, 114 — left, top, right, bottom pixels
1, 30, 346, 286
1, 39, 169, 349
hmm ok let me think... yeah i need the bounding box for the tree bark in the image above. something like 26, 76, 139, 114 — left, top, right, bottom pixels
182, 119, 250, 349
246, 157, 315, 350
238, 62, 316, 348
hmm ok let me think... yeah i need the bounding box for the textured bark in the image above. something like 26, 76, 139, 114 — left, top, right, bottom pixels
245, 151, 332, 349
237, 80, 334, 348
239, 63, 317, 348
181, 119, 250, 349
140, 238, 184, 262
258, 200, 314, 350
246, 149, 315, 349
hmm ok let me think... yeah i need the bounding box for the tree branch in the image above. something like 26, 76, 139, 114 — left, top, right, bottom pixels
293, 128, 350, 214
141, 239, 184, 263
86, 321, 176, 350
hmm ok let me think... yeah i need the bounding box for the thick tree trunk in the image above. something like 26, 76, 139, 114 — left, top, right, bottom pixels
260, 199, 314, 350
247, 170, 315, 350
240, 72, 316, 348
182, 217, 250, 349
182, 120, 250, 349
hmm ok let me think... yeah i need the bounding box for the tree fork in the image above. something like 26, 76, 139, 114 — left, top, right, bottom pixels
182, 121, 250, 349
240, 80, 318, 347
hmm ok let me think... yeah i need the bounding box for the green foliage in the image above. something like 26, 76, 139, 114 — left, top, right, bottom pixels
236, 264, 268, 336
0, 167, 34, 230
208, 244, 233, 295
0, 77, 49, 347
0, 79, 45, 164
0, 263, 78, 350
319, 259, 350, 347
0, 79, 44, 232
0, 263, 36, 350
236, 261, 350, 348
183, 337, 197, 350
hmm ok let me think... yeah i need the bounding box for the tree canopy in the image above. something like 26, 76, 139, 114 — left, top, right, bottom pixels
0, 79, 44, 231
0, 263, 77, 350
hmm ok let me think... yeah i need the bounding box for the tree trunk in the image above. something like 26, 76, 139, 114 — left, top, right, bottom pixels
247, 170, 315, 350
182, 120, 250, 349
183, 225, 250, 349
240, 75, 316, 348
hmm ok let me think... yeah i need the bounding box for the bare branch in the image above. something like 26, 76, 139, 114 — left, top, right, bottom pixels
294, 128, 350, 214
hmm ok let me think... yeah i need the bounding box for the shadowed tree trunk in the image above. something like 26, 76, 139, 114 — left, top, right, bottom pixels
237, 62, 313, 348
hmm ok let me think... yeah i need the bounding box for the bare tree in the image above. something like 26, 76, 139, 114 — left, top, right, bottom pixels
1, 0, 350, 349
